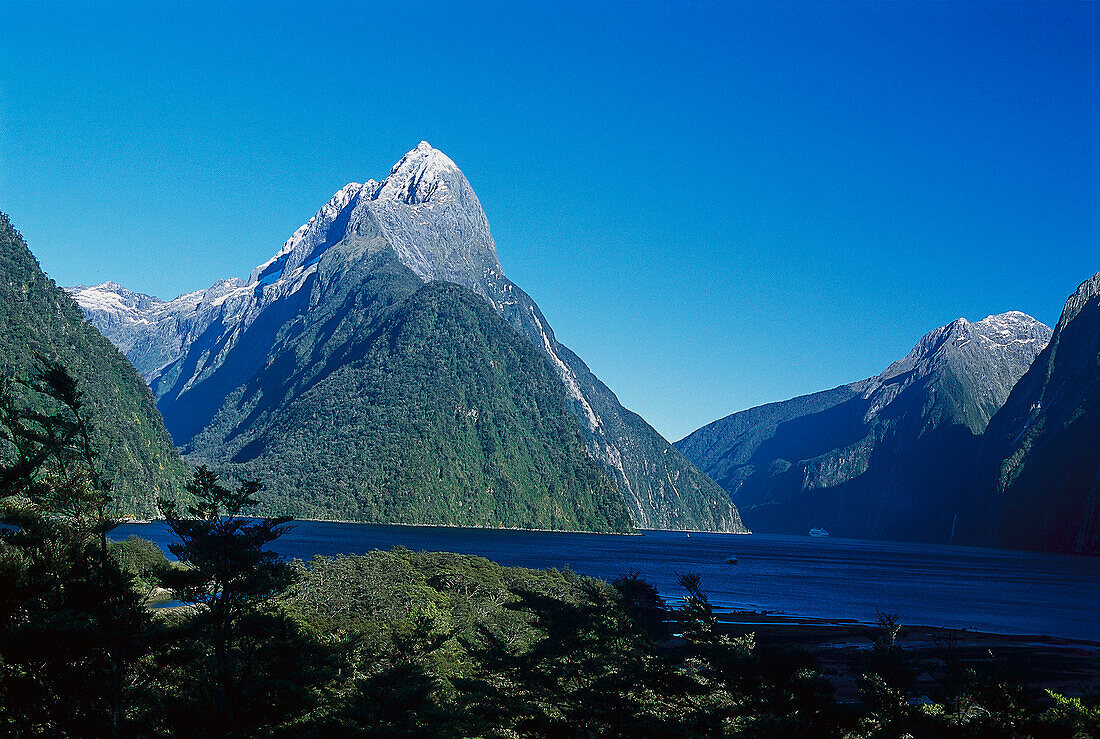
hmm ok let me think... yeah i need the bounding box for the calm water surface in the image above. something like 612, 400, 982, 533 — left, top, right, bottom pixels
112, 521, 1100, 642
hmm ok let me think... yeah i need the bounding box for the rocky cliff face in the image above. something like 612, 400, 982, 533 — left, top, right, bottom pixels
971, 273, 1100, 554
676, 312, 1051, 542
70, 143, 742, 532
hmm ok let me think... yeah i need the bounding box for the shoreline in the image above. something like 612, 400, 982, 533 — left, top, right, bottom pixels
119, 516, 645, 536
709, 607, 1100, 648
118, 517, 1100, 556
112, 524, 1097, 647
708, 609, 1100, 701
118, 517, 748, 537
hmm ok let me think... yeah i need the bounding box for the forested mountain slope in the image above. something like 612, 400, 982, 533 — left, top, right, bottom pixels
0, 213, 186, 514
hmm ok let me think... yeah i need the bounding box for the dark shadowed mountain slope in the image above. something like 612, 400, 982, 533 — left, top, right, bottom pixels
71, 144, 741, 532
0, 212, 186, 515
677, 312, 1051, 542
970, 273, 1100, 554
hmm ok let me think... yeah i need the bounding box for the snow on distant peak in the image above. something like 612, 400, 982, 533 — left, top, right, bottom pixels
68, 282, 165, 313
230, 141, 498, 307
974, 311, 1038, 327
869, 311, 1051, 396
371, 141, 462, 205
244, 144, 471, 290
69, 283, 138, 313
972, 311, 1050, 345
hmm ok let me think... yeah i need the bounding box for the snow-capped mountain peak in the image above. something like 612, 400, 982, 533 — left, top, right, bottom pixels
972, 311, 1051, 347
69, 281, 164, 313
371, 141, 462, 205
243, 142, 497, 295
887, 311, 1048, 372
68, 143, 503, 381
858, 311, 1051, 429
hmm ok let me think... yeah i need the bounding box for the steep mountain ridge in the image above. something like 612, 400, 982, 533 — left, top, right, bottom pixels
0, 213, 186, 515
71, 279, 248, 378
676, 312, 1051, 542
71, 143, 741, 532
971, 273, 1100, 554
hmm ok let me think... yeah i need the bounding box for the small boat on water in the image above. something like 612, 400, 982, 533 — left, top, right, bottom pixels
809, 527, 829, 537
724, 557, 738, 565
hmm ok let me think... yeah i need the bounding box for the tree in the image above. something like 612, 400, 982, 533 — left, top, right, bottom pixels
675, 573, 840, 738
0, 360, 152, 737
854, 609, 920, 737
158, 466, 324, 737
460, 573, 706, 737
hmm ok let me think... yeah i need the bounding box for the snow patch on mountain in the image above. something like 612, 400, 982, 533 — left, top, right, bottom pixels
851, 311, 1052, 431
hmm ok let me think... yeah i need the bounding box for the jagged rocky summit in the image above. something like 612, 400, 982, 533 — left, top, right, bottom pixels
0, 212, 187, 515
970, 273, 1100, 554
71, 143, 743, 533
676, 311, 1052, 544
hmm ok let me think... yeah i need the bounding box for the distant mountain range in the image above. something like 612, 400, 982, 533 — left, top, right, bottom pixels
71, 143, 743, 533
677, 311, 1054, 544
0, 213, 186, 515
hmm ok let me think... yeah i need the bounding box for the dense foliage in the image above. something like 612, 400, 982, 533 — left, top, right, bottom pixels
94, 542, 1100, 738
0, 212, 185, 515
108, 535, 173, 592
0, 361, 159, 735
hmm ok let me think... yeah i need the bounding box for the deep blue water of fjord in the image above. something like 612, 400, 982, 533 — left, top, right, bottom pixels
113, 521, 1100, 642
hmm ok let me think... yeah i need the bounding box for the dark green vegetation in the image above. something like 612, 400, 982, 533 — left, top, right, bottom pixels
971, 273, 1100, 555
108, 535, 173, 592
2, 376, 1095, 737
0, 213, 185, 516
0, 361, 160, 736
677, 313, 1054, 545
180, 242, 631, 531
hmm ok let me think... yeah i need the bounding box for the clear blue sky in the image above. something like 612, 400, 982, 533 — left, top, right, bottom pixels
1, 1, 1096, 441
